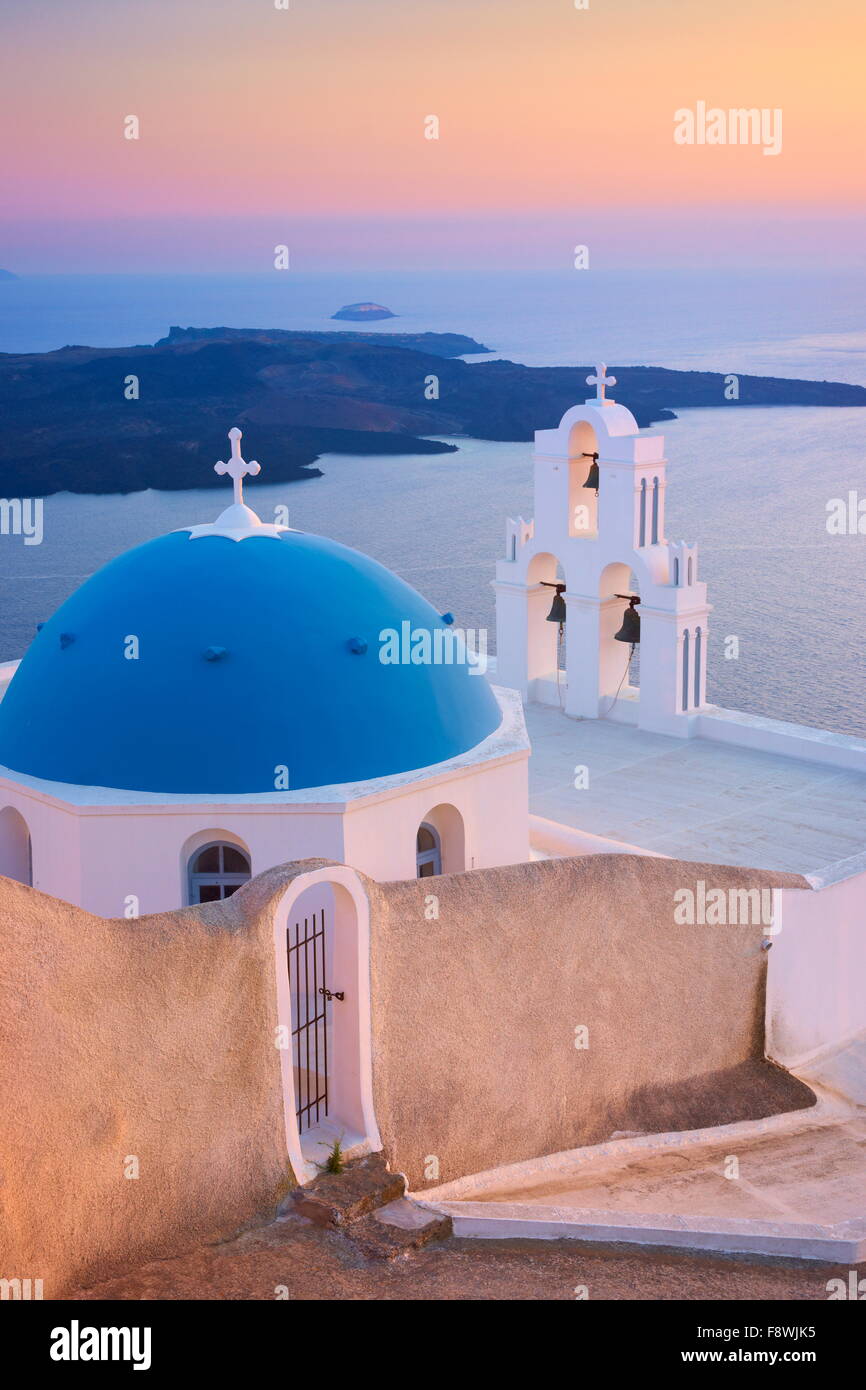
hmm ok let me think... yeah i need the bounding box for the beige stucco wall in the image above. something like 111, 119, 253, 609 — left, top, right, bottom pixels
366, 855, 814, 1192
1, 853, 813, 1295
0, 869, 301, 1297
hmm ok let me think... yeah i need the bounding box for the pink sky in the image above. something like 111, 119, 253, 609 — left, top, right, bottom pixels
1, 0, 864, 269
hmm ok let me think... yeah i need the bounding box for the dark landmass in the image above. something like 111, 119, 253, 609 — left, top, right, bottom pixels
158, 324, 489, 357
1, 329, 864, 496
332, 302, 396, 321
0, 269, 18, 281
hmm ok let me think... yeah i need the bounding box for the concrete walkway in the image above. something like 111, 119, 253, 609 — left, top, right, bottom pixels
424, 1108, 866, 1262
471, 1118, 866, 1221
525, 704, 866, 874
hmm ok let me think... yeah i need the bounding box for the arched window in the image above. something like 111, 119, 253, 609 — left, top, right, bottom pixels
673, 557, 680, 586
416, 823, 442, 878
188, 842, 251, 904
682, 629, 690, 713
694, 627, 702, 708
0, 806, 32, 886
651, 477, 660, 544
639, 478, 647, 547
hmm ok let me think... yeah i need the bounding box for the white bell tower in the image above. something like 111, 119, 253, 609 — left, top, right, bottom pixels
494, 364, 712, 736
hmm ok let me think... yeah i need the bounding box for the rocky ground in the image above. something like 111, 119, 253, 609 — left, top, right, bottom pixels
70, 1212, 858, 1301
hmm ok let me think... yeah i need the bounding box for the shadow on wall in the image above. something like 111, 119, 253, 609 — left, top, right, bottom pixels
0, 852, 814, 1294
365, 855, 816, 1192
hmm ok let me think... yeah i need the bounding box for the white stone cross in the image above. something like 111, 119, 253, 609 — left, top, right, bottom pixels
586, 363, 617, 405
214, 427, 261, 506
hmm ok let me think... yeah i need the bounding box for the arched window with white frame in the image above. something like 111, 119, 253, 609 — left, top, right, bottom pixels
188, 841, 251, 904
416, 822, 442, 878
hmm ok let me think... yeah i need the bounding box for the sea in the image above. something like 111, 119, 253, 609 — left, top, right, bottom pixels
0, 268, 864, 736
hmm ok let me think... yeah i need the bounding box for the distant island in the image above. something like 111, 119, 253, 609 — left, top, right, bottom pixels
332, 302, 396, 321
159, 325, 487, 357
1, 326, 865, 496
0, 269, 18, 281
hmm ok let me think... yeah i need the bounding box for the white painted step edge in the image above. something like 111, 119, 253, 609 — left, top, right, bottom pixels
419, 1204, 866, 1263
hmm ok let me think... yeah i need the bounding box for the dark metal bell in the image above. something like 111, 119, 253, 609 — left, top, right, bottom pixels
546, 588, 567, 625
582, 456, 599, 490
614, 595, 640, 644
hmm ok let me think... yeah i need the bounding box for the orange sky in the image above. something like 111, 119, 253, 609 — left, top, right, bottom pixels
1, 0, 864, 265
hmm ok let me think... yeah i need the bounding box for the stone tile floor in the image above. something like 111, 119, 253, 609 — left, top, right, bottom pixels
526, 705, 866, 874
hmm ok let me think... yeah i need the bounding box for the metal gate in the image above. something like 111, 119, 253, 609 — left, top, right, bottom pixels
286, 909, 329, 1133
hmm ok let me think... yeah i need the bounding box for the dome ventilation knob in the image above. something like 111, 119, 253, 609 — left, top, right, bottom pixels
203, 646, 227, 662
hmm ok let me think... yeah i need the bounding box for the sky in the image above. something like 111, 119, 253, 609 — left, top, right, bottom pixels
0, 0, 864, 270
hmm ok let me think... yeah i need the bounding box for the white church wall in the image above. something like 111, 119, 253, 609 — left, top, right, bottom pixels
342, 753, 530, 881
0, 681, 529, 913
74, 807, 347, 917
767, 873, 866, 1070
0, 783, 82, 906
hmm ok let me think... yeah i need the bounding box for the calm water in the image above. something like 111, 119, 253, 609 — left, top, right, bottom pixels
0, 270, 864, 735
2, 268, 866, 383
1, 406, 864, 736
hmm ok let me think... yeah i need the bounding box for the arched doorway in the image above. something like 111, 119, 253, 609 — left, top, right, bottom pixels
526, 551, 566, 704
416, 803, 466, 876
274, 867, 380, 1183
598, 563, 640, 716
566, 419, 600, 539
0, 806, 32, 886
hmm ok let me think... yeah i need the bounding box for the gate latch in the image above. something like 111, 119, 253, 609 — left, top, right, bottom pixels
318, 987, 345, 1002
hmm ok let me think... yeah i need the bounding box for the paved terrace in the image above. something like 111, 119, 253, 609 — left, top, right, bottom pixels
468, 1113, 866, 1232
525, 704, 866, 877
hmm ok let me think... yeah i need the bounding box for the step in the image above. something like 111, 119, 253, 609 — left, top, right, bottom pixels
291, 1152, 405, 1228
351, 1198, 454, 1260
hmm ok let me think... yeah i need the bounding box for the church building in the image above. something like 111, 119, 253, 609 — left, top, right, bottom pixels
0, 428, 529, 916
2, 369, 865, 1288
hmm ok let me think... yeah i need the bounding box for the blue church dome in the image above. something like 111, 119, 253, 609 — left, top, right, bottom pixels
0, 522, 501, 796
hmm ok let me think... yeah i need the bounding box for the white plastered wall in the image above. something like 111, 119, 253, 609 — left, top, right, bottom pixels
767, 872, 866, 1070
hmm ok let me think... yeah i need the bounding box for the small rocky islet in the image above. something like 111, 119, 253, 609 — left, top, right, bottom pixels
332, 302, 396, 321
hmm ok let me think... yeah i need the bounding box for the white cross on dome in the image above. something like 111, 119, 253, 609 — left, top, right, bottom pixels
181, 427, 291, 543
214, 427, 261, 507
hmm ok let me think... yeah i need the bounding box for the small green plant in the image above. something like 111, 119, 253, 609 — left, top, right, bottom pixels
318, 1136, 346, 1175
